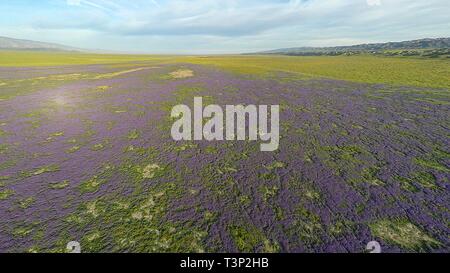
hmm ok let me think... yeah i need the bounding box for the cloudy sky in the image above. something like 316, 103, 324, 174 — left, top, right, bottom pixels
0, 0, 449, 53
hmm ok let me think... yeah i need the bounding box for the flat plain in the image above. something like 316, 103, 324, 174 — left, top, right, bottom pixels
0, 51, 448, 252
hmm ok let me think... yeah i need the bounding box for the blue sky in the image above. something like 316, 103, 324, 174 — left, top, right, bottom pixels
0, 0, 449, 53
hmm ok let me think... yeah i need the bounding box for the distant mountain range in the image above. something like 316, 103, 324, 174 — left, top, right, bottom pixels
255, 38, 450, 57
0, 36, 82, 52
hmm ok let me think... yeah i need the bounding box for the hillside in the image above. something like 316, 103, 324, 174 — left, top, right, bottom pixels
257, 38, 450, 57
0, 36, 81, 52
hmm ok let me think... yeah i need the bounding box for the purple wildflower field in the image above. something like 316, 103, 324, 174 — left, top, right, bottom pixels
0, 61, 448, 253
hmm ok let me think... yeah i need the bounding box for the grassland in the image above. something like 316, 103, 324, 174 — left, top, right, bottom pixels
0, 51, 171, 67
179, 55, 450, 89
1, 51, 449, 89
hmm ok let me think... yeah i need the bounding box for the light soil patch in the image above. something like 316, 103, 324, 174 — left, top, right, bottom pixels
370, 219, 441, 251
131, 197, 155, 221
96, 86, 110, 92
87, 201, 101, 218
94, 67, 154, 79
170, 69, 194, 79
142, 164, 163, 179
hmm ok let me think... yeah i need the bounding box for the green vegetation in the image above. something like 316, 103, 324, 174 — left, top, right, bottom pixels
229, 225, 265, 252
178, 55, 450, 89
79, 176, 107, 194
12, 225, 34, 237
0, 51, 171, 67
370, 219, 441, 251
127, 129, 141, 140
0, 189, 14, 200
49, 180, 70, 190
289, 207, 324, 247
18, 197, 35, 209
20, 164, 60, 178
414, 157, 450, 173
411, 172, 438, 189
260, 185, 280, 203
0, 51, 449, 88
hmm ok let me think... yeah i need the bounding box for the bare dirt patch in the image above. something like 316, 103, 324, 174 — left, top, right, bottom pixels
169, 69, 194, 79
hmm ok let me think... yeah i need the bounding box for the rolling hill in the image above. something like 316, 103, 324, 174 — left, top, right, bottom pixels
256, 38, 450, 57
0, 36, 81, 52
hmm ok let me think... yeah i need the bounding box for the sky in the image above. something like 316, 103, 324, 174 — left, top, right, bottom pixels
0, 0, 449, 54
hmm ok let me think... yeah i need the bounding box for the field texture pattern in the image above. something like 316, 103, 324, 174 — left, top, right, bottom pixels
0, 54, 449, 253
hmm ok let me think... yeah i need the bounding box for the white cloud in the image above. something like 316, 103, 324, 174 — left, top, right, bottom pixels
66, 0, 111, 11
3, 0, 449, 53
